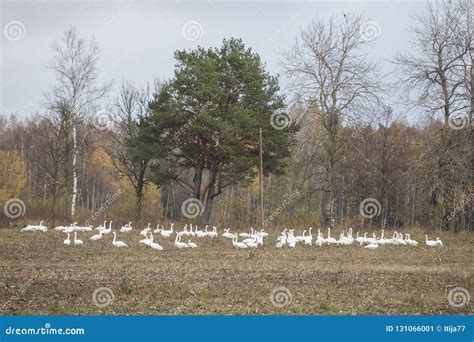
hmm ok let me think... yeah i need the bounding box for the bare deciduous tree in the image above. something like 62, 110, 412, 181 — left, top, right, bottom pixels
45, 27, 111, 219
107, 81, 158, 220
395, 0, 473, 230
281, 13, 381, 225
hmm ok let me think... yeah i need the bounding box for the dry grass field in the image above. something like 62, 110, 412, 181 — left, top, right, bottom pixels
0, 226, 472, 315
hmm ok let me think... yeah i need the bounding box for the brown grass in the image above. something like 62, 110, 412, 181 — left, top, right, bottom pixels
0, 226, 472, 315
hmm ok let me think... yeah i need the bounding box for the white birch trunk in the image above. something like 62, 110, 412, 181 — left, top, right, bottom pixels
71, 123, 78, 219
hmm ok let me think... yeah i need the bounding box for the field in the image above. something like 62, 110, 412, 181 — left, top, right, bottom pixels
0, 227, 472, 315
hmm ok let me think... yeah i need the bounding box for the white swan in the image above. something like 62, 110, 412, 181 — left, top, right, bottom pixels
295, 230, 306, 242
95, 220, 107, 231
436, 237, 443, 246
153, 224, 161, 234
325, 228, 337, 245
405, 233, 418, 246
207, 226, 218, 238
120, 222, 133, 233
195, 225, 207, 238
244, 240, 258, 248
139, 232, 154, 247
364, 243, 379, 250
161, 223, 174, 237
112, 231, 128, 248
73, 232, 83, 246
425, 235, 438, 247
149, 235, 163, 250
174, 233, 189, 249
304, 227, 313, 246
187, 240, 198, 248
232, 235, 248, 249
54, 225, 67, 231
140, 223, 151, 236
222, 229, 236, 239
90, 230, 103, 241
63, 233, 71, 246
239, 227, 254, 238
101, 221, 112, 235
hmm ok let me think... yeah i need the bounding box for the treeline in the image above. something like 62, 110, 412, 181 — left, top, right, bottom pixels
0, 1, 472, 231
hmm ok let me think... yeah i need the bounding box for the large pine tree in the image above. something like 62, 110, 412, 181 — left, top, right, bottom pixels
139, 38, 297, 221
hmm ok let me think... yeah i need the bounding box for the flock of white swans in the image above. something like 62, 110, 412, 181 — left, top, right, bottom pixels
19, 221, 444, 250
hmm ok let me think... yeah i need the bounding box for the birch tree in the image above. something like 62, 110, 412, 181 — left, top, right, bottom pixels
45, 27, 111, 219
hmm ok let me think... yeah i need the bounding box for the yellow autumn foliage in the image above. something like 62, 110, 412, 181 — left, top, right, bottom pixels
0, 151, 27, 203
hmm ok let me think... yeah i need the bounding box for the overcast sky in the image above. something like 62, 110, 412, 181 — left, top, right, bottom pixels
1, 0, 426, 118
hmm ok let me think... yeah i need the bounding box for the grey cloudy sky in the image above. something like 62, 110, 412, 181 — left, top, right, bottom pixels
1, 0, 426, 118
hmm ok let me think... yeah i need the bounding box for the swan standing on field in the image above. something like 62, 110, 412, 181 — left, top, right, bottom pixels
325, 228, 337, 245
222, 229, 236, 239
174, 233, 189, 249
73, 232, 83, 246
140, 223, 151, 236
161, 223, 174, 237
95, 221, 107, 231
425, 235, 439, 247
187, 240, 198, 248
139, 232, 154, 247
244, 240, 258, 248
149, 234, 163, 250
112, 232, 128, 248
120, 222, 133, 233
36, 221, 47, 232
153, 224, 161, 234
295, 230, 306, 243
364, 243, 379, 250
304, 227, 313, 246
54, 225, 67, 231
436, 237, 443, 246
90, 230, 103, 241
207, 226, 218, 238
232, 235, 248, 249
195, 225, 207, 238
101, 221, 112, 235
287, 229, 296, 247
239, 227, 254, 238
405, 233, 418, 246
63, 233, 71, 246
314, 229, 324, 246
